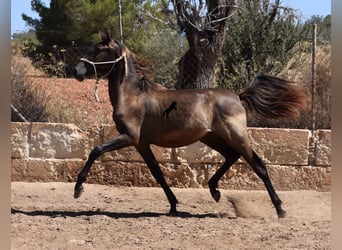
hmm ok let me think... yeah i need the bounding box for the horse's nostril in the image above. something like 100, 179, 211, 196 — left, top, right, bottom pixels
72, 68, 77, 76
73, 62, 87, 77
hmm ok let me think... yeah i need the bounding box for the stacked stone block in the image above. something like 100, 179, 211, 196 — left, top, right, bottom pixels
11, 122, 331, 191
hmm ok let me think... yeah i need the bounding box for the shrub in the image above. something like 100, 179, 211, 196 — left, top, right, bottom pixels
11, 44, 50, 122
278, 43, 331, 129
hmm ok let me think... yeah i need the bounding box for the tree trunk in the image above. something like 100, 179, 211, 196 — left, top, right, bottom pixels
174, 0, 236, 89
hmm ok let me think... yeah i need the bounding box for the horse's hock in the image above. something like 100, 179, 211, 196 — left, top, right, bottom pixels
11, 122, 331, 191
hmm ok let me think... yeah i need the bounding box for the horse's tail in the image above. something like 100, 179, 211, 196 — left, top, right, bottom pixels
239, 74, 307, 120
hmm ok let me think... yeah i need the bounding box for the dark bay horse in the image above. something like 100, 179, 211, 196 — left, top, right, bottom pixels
73, 31, 306, 218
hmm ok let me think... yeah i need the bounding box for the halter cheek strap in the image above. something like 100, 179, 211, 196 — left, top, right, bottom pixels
80, 55, 126, 102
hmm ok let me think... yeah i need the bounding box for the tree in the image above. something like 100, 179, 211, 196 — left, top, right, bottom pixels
21, 0, 152, 76
22, 0, 141, 48
304, 15, 331, 42
22, 0, 75, 48
22, 0, 313, 91
154, 0, 236, 89
217, 0, 309, 91
141, 0, 308, 91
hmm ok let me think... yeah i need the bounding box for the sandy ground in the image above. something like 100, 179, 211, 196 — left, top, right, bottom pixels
11, 182, 331, 250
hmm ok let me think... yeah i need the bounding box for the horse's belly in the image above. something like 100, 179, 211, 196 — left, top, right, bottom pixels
140, 127, 210, 148
139, 108, 212, 147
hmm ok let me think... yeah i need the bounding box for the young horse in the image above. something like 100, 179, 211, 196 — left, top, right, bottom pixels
73, 31, 306, 218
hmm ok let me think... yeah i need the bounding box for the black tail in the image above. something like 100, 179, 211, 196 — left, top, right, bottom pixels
239, 74, 307, 120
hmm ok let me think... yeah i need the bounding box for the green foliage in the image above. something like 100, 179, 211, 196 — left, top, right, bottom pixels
217, 0, 310, 91
18, 40, 67, 77
16, 0, 331, 128
21, 0, 167, 76
22, 0, 160, 48
303, 15, 331, 42
21, 0, 331, 84
11, 30, 40, 46
137, 31, 187, 88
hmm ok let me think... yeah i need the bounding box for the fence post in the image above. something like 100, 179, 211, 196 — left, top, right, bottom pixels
118, 0, 123, 44
308, 23, 317, 166
311, 23, 317, 132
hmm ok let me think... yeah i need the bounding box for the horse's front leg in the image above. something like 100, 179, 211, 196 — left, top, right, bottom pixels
74, 134, 135, 199
136, 145, 178, 214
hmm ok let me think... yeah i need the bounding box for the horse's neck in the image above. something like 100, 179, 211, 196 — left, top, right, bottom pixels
107, 55, 140, 109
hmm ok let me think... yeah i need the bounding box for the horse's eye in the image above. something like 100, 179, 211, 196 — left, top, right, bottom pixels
95, 44, 106, 52
85, 46, 95, 54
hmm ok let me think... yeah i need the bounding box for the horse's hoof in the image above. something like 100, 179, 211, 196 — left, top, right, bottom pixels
210, 189, 221, 202
74, 184, 84, 199
277, 209, 287, 219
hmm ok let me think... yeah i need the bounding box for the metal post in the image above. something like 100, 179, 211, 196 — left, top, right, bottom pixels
311, 23, 317, 133
118, 0, 123, 44
308, 23, 317, 166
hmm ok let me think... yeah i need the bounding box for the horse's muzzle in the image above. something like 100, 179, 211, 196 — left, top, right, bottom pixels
72, 61, 87, 81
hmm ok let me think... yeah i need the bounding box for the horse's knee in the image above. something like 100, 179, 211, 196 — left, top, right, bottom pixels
89, 145, 104, 159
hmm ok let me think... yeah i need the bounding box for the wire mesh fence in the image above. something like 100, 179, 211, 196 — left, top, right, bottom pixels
12, 34, 331, 129
30, 44, 187, 89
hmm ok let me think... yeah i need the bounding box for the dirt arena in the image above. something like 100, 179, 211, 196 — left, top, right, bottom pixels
11, 182, 330, 249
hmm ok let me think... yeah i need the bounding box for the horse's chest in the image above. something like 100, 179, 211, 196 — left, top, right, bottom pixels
113, 111, 143, 135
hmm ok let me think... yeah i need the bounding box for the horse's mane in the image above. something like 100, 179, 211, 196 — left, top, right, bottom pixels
125, 49, 166, 92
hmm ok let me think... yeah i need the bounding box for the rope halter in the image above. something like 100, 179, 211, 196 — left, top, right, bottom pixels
80, 55, 125, 102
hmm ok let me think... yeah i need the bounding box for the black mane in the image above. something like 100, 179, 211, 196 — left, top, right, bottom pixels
128, 52, 166, 92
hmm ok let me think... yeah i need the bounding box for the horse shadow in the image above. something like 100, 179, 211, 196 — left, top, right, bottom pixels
11, 208, 222, 219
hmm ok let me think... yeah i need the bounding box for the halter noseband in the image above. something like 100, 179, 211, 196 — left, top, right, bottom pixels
80, 55, 125, 102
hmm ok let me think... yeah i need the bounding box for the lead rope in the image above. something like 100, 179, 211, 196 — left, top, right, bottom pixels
94, 80, 100, 102
80, 56, 124, 102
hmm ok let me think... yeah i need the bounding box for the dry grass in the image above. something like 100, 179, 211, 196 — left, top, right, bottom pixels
278, 43, 331, 129
31, 77, 113, 129
11, 46, 49, 122
11, 45, 112, 129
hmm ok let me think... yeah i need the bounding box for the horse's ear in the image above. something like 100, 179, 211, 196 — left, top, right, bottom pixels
99, 31, 113, 45
99, 31, 107, 41
105, 30, 113, 39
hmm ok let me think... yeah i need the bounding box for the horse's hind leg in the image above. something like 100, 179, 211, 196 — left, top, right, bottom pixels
211, 126, 285, 217
136, 145, 178, 214
242, 149, 286, 218
201, 133, 241, 202
212, 105, 285, 217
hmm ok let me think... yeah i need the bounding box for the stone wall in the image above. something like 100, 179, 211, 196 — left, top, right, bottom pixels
11, 122, 331, 191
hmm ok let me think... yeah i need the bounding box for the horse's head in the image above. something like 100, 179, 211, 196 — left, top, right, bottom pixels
73, 31, 124, 81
